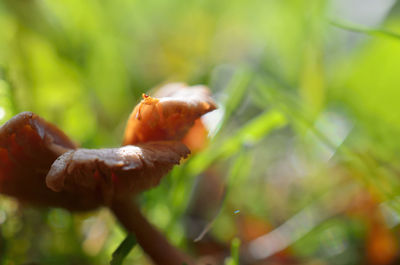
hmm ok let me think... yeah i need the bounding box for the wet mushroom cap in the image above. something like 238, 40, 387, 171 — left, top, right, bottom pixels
46, 141, 190, 204
123, 83, 217, 145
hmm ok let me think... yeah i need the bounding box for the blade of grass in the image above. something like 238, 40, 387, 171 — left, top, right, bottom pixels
110, 234, 137, 265
330, 19, 400, 41
220, 68, 252, 128
193, 150, 253, 242
187, 110, 287, 177
225, 238, 241, 265
245, 182, 358, 261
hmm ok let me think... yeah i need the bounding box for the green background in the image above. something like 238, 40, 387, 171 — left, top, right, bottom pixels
1, 0, 400, 264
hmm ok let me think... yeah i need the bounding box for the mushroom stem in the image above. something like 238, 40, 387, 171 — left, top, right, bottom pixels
111, 198, 193, 265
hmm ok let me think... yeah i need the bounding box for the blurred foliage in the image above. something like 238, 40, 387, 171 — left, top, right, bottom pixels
1, 0, 400, 264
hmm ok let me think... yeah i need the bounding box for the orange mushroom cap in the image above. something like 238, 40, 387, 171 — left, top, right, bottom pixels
123, 83, 217, 145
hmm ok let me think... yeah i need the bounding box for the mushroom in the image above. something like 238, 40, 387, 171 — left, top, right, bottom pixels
0, 83, 217, 265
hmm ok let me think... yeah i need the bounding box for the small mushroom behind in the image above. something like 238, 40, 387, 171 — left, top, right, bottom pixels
123, 83, 217, 145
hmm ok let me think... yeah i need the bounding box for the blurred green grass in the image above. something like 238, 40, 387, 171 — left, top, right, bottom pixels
1, 0, 400, 264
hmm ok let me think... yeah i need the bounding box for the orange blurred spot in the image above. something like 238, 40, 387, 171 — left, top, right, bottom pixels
237, 215, 271, 242
182, 119, 209, 153
367, 223, 398, 265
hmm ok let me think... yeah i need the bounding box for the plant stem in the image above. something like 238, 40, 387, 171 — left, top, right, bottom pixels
111, 198, 193, 265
